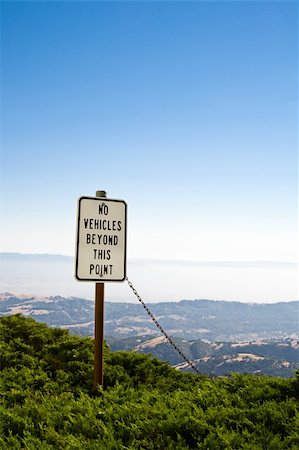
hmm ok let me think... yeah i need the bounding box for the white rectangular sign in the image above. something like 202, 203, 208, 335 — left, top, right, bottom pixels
75, 196, 127, 281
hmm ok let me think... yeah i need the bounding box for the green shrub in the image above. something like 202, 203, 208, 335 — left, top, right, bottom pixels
1, 315, 298, 449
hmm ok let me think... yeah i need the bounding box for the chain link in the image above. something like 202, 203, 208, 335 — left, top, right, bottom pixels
126, 277, 201, 375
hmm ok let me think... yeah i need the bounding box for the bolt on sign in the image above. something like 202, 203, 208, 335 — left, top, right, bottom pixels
75, 196, 127, 281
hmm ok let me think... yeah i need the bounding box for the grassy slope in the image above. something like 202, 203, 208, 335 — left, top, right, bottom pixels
1, 315, 298, 449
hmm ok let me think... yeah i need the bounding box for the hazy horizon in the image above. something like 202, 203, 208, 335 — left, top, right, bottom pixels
0, 252, 297, 304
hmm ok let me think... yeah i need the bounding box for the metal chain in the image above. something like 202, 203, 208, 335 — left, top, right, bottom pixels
126, 277, 201, 375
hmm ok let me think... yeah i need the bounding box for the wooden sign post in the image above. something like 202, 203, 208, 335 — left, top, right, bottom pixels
94, 281, 105, 389
75, 190, 127, 391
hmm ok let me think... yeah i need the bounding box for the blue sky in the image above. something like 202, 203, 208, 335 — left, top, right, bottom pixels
0, 1, 297, 301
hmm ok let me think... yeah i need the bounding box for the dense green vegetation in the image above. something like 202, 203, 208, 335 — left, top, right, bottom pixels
1, 315, 298, 449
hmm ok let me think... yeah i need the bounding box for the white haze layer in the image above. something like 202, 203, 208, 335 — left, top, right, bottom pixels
0, 253, 297, 303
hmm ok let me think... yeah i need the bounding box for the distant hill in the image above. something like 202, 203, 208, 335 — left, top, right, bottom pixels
0, 292, 297, 341
107, 334, 299, 378
1, 292, 298, 377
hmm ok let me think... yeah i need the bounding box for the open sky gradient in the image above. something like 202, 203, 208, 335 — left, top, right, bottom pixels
1, 1, 297, 302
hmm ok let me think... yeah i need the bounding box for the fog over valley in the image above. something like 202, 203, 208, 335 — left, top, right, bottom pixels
0, 253, 297, 303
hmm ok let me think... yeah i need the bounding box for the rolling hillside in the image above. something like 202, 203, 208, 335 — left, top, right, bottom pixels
0, 293, 297, 341
1, 293, 298, 377
108, 335, 299, 378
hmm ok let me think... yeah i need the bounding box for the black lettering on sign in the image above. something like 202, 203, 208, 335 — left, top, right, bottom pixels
86, 234, 91, 244
93, 249, 111, 260
96, 234, 118, 245
89, 264, 113, 276
86, 234, 96, 244
98, 204, 108, 215
84, 219, 100, 230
